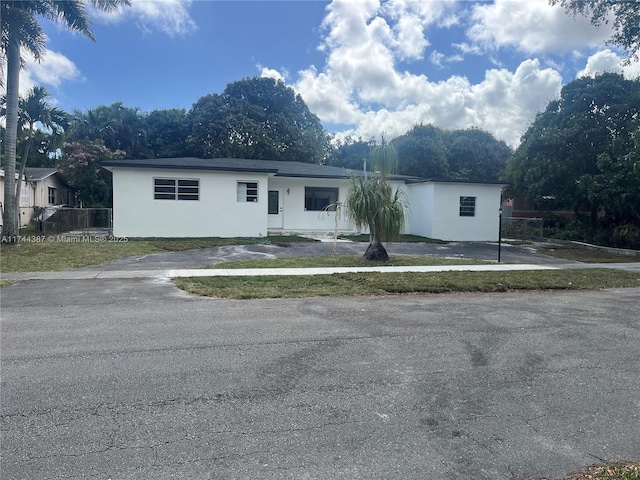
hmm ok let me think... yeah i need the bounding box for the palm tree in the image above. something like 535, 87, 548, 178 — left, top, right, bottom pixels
12, 86, 71, 214
1, 0, 128, 238
345, 141, 407, 261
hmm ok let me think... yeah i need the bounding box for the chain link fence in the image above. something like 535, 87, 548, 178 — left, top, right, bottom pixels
36, 207, 113, 236
502, 217, 544, 239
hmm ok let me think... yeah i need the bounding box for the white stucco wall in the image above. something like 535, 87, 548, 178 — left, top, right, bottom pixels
268, 177, 356, 233
111, 168, 269, 237
407, 182, 502, 241
404, 183, 434, 238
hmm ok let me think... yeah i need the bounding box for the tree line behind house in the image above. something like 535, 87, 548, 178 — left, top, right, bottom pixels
0, 76, 512, 208
1, 73, 640, 249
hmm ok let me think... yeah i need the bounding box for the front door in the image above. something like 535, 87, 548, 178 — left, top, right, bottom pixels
267, 189, 284, 229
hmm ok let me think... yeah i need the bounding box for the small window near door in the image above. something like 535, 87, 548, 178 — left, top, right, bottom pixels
268, 190, 279, 214
237, 182, 258, 202
459, 196, 476, 217
305, 187, 338, 211
48, 186, 56, 205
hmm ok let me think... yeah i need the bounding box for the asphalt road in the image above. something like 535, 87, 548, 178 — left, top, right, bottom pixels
1, 277, 639, 479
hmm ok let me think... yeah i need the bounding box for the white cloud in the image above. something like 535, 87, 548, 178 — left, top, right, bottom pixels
259, 67, 287, 83
89, 0, 197, 36
577, 49, 640, 80
466, 0, 611, 54
291, 0, 563, 147
20, 49, 82, 97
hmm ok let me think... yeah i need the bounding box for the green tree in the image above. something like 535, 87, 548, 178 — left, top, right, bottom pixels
69, 103, 150, 158
443, 128, 512, 182
505, 73, 640, 226
391, 124, 448, 178
551, 0, 640, 63
327, 136, 374, 170
345, 141, 407, 261
146, 108, 190, 158
1, 0, 129, 238
59, 140, 125, 208
187, 77, 329, 163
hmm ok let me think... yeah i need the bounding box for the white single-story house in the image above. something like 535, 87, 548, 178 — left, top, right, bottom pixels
0, 167, 76, 227
102, 157, 505, 241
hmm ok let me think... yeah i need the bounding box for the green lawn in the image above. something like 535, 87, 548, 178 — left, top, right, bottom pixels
209, 254, 485, 269
175, 269, 640, 299
0, 235, 315, 272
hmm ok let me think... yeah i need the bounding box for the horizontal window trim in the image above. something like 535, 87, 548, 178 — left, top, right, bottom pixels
459, 196, 476, 217
237, 181, 259, 203
154, 177, 200, 201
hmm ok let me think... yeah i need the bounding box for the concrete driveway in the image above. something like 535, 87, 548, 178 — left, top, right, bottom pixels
75, 240, 572, 272
1, 276, 639, 479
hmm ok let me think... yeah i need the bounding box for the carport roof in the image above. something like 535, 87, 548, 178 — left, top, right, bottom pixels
101, 157, 418, 181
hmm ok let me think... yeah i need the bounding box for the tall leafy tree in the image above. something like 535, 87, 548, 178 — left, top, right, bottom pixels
187, 77, 329, 163
443, 128, 512, 182
505, 73, 640, 226
69, 103, 150, 158
1, 0, 128, 237
327, 136, 374, 170
551, 0, 640, 63
345, 140, 407, 261
59, 140, 125, 208
146, 108, 190, 158
391, 124, 449, 178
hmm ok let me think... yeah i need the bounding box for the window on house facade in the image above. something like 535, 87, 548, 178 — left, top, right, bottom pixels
48, 187, 56, 205
237, 182, 258, 202
459, 196, 476, 217
305, 187, 338, 211
154, 178, 199, 201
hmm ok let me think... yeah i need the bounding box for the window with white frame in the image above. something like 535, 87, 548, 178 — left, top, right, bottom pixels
48, 186, 56, 205
237, 181, 258, 202
154, 178, 199, 201
305, 187, 338, 211
459, 196, 476, 217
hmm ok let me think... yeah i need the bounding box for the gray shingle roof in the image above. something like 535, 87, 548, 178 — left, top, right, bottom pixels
25, 168, 76, 190
101, 157, 417, 181
25, 167, 58, 181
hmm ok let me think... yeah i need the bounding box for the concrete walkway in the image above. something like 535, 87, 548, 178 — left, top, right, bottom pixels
3, 262, 640, 281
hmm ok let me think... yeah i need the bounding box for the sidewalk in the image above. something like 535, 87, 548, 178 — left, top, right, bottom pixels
3, 262, 640, 281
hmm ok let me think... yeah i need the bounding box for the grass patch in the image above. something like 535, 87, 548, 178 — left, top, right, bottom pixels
209, 255, 485, 269
541, 246, 640, 263
0, 241, 165, 272
338, 234, 446, 243
0, 235, 317, 272
540, 461, 639, 480
0, 279, 16, 287
143, 235, 315, 251
175, 268, 640, 299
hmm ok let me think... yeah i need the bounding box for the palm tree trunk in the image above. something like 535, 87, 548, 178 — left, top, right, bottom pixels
3, 32, 20, 239
14, 129, 34, 229
364, 233, 390, 261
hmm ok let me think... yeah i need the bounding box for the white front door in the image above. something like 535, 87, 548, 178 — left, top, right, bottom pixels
267, 189, 284, 229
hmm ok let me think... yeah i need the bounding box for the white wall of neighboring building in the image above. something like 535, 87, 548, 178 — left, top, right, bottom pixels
407, 182, 502, 241
110, 167, 270, 237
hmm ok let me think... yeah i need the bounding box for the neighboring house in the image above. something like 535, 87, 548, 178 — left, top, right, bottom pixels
0, 168, 76, 227
102, 157, 505, 241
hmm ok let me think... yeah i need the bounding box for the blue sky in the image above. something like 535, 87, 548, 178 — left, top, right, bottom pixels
17, 0, 640, 147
